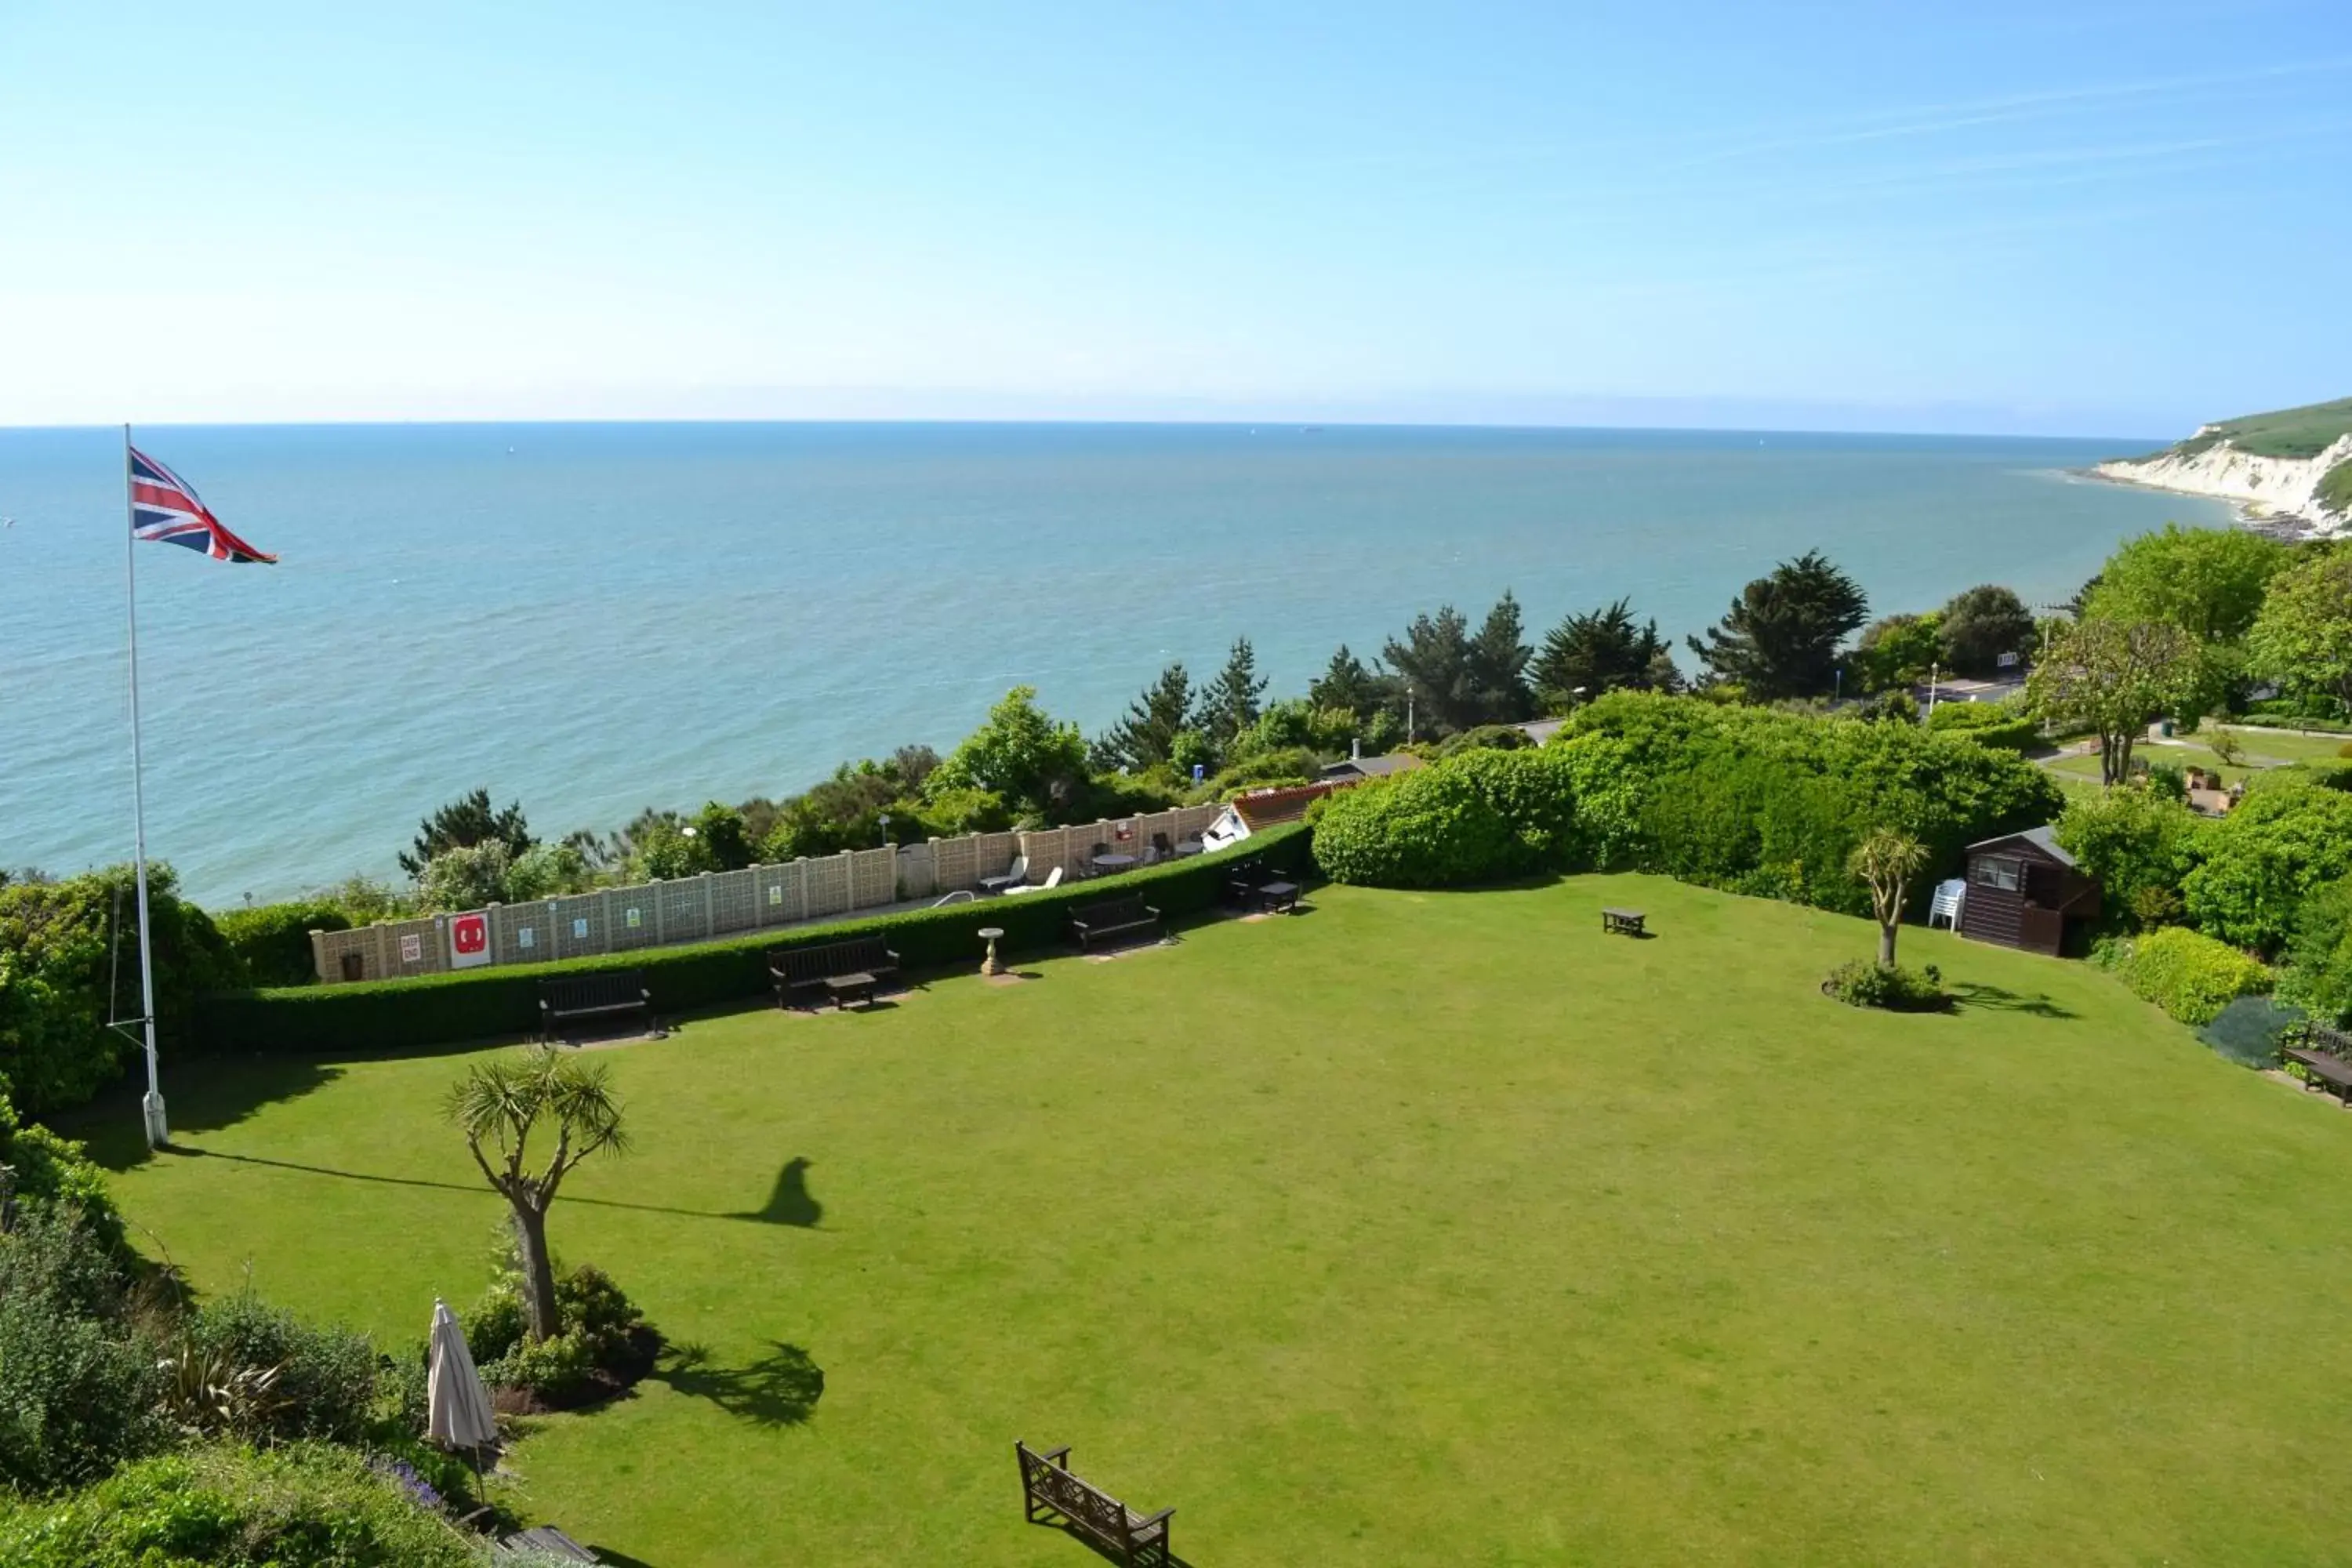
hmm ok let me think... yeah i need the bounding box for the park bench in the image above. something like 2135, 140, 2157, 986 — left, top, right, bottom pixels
537, 970, 652, 1043
2286, 1047, 2352, 1106
1602, 907, 1646, 937
1016, 1441, 1173, 1567
1071, 896, 1163, 952
768, 937, 901, 1010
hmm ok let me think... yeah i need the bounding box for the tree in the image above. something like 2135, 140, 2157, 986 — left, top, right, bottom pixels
1938, 585, 2037, 676
400, 789, 534, 880
2082, 523, 2287, 642
926, 686, 1090, 820
446, 1048, 630, 1343
1466, 592, 1534, 724
1199, 638, 1269, 750
1309, 644, 1390, 720
1849, 612, 1943, 693
2025, 619, 2204, 785
2245, 547, 2352, 714
690, 801, 755, 870
1686, 550, 1868, 701
1530, 598, 1668, 710
1849, 829, 1929, 966
1098, 663, 1196, 771
1382, 593, 1530, 735
417, 841, 514, 912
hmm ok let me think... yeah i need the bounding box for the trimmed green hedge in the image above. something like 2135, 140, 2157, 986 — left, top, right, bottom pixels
195, 826, 1310, 1056
2098, 926, 2271, 1026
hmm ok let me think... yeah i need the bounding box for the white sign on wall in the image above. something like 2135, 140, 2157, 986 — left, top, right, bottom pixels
399, 933, 423, 964
573, 917, 590, 939
518, 927, 535, 950
625, 907, 643, 930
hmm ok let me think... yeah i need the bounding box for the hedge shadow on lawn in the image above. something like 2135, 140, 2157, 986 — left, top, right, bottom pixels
60, 1055, 349, 1172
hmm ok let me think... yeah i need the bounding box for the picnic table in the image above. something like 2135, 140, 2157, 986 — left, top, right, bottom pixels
1258, 880, 1301, 914
1602, 908, 1646, 937
825, 971, 877, 1011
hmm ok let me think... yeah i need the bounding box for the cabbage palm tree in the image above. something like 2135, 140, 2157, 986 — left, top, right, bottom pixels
1850, 829, 1929, 967
446, 1047, 629, 1342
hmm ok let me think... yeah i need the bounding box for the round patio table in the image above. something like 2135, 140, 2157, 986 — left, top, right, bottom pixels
1091, 853, 1138, 875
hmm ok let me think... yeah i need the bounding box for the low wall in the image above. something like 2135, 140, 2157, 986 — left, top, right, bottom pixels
308, 804, 1225, 984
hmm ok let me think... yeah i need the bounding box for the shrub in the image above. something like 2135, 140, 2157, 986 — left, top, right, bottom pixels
1310, 768, 1521, 888
2279, 875, 2352, 1027
1822, 960, 1950, 1012
0, 1088, 125, 1252
0, 1206, 168, 1492
2180, 785, 2352, 953
466, 1260, 650, 1403
482, 1330, 600, 1404
2100, 926, 2271, 1025
212, 901, 350, 989
1433, 724, 1533, 758
0, 1441, 481, 1566
182, 1293, 378, 1445
196, 827, 1310, 1057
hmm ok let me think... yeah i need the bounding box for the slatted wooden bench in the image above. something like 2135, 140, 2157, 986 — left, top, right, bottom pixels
2286, 1047, 2352, 1106
1016, 1441, 1173, 1567
1071, 896, 1163, 952
769, 938, 901, 1010
537, 970, 652, 1043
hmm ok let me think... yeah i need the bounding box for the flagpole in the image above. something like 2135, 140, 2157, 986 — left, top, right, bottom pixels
123, 424, 167, 1149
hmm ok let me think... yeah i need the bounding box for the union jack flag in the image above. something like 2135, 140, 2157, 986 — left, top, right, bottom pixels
129, 446, 277, 564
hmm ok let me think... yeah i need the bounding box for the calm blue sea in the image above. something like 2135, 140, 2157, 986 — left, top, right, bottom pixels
0, 422, 2226, 906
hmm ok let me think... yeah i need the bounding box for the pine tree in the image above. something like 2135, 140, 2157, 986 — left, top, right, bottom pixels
400, 788, 534, 879
1097, 663, 1197, 771
1530, 598, 1668, 708
1467, 590, 1533, 723
1200, 637, 1268, 747
1308, 644, 1390, 720
1686, 550, 1868, 700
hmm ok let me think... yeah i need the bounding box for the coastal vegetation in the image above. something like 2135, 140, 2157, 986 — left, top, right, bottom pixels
2136, 394, 2352, 462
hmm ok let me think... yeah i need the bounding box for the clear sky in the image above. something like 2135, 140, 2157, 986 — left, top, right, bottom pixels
2, 2, 2347, 436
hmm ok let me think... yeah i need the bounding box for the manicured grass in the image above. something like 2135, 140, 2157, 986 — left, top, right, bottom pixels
2044, 724, 2350, 789
78, 877, 2352, 1565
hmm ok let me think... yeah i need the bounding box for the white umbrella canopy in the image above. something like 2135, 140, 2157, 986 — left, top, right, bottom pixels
426, 1297, 499, 1453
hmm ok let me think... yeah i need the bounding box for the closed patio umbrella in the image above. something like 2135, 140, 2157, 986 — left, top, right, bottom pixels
427, 1297, 498, 1465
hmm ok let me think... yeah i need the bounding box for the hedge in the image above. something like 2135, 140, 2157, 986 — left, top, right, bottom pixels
2098, 926, 2271, 1026
212, 899, 352, 988
194, 826, 1310, 1056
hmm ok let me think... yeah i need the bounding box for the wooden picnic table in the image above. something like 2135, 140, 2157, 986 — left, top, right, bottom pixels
1602, 908, 1646, 937
824, 971, 877, 1011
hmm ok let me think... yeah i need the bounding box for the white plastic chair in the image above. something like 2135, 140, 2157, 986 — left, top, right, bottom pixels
1926, 877, 1966, 931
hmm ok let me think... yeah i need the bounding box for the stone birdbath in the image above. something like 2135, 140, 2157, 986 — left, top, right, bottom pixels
978, 927, 1005, 978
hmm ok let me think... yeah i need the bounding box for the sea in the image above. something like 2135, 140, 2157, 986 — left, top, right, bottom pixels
0, 422, 2228, 907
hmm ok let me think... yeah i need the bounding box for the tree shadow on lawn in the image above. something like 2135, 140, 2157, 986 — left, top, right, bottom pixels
1951, 982, 2078, 1020
731, 1156, 822, 1228
651, 1340, 824, 1428
147, 1146, 835, 1232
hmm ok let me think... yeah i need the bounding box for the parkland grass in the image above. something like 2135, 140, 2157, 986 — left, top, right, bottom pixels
79, 877, 2352, 1565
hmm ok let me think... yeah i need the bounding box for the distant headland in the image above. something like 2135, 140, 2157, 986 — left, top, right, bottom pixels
2092, 396, 2352, 538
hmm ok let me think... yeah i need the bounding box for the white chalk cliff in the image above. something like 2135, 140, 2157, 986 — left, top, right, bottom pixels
2095, 430, 2350, 537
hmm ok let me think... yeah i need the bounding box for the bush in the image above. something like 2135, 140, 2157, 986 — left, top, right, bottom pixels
1433, 724, 1533, 758
0, 1088, 125, 1252
0, 1206, 168, 1493
182, 1294, 378, 1445
0, 1441, 481, 1566
2180, 785, 2352, 953
196, 827, 1311, 1057
2280, 876, 2352, 1027
482, 1330, 601, 1405
1310, 768, 1522, 888
2099, 926, 2271, 1025
212, 902, 350, 989
1822, 960, 1950, 1011
1, 865, 241, 1115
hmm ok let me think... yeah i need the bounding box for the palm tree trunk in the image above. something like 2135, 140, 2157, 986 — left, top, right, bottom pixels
512, 1204, 561, 1342
1878, 921, 1898, 967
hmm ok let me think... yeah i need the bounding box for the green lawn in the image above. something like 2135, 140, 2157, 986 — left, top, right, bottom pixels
77, 877, 2352, 1565
2044, 724, 2350, 790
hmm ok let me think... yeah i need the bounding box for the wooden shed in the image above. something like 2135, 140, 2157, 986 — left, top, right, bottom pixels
1958, 826, 2101, 956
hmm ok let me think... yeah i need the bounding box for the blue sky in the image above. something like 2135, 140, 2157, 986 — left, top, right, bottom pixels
2, 2, 2346, 435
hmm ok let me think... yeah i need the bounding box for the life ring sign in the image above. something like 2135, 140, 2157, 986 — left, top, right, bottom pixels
448, 911, 493, 969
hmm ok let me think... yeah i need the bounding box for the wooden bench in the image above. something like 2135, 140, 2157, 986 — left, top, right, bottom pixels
537, 971, 652, 1043
2286, 1047, 2352, 1106
1071, 896, 1163, 952
769, 937, 901, 1010
1602, 907, 1646, 937
1016, 1441, 1173, 1567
